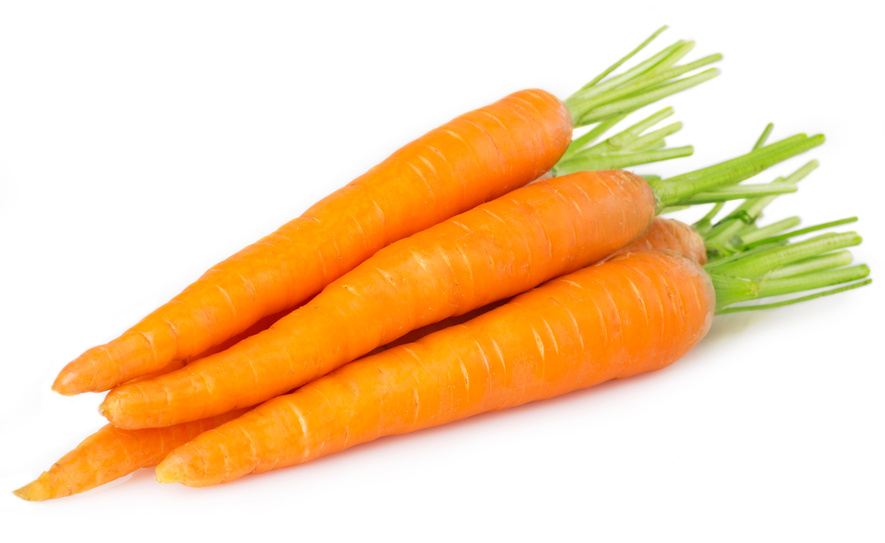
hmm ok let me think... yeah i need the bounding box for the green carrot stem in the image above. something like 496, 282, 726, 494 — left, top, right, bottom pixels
769, 251, 854, 279
649, 134, 824, 208
606, 107, 675, 148
619, 122, 683, 151
681, 184, 798, 204
717, 279, 871, 315
552, 146, 693, 176
570, 41, 685, 103
693, 202, 726, 235
713, 232, 862, 278
581, 26, 669, 90
735, 222, 760, 237
576, 68, 720, 127
568, 40, 688, 108
575, 112, 680, 158
753, 123, 775, 150
659, 205, 691, 215
705, 240, 788, 268
575, 54, 721, 120
562, 115, 627, 160
703, 160, 818, 246
738, 217, 859, 249
734, 216, 801, 245
758, 265, 870, 298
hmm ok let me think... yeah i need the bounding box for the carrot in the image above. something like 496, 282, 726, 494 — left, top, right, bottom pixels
156, 240, 870, 487
370, 215, 710, 355
13, 410, 247, 501
54, 28, 718, 395
101, 133, 823, 429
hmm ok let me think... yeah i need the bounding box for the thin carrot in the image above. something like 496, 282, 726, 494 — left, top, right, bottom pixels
13, 410, 247, 501
156, 243, 869, 487
101, 134, 823, 429
54, 29, 719, 395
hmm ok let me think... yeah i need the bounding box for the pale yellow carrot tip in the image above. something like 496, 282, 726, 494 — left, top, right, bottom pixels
154, 459, 181, 485
12, 478, 51, 502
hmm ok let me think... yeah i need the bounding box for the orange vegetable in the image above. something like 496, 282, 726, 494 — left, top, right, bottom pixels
14, 410, 246, 500
155, 251, 714, 486
156, 242, 869, 487
53, 29, 723, 395
102, 133, 822, 429
371, 216, 707, 355
52, 89, 573, 395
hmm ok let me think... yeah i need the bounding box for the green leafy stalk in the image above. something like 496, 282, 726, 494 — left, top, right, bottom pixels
681, 184, 798, 204
768, 251, 854, 279
713, 231, 862, 279
647, 134, 824, 209
737, 217, 858, 249
703, 159, 819, 251
706, 227, 870, 313
716, 279, 871, 314
753, 123, 775, 150
580, 25, 669, 90
553, 147, 693, 176
734, 216, 801, 245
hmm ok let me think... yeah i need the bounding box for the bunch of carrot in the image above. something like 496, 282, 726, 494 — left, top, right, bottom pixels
14, 28, 870, 501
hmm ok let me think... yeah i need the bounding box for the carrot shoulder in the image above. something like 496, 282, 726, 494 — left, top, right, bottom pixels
156, 251, 715, 486
53, 89, 573, 395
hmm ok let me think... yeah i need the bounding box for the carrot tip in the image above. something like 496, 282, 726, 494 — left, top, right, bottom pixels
12, 481, 45, 502
155, 463, 178, 485
51, 370, 81, 396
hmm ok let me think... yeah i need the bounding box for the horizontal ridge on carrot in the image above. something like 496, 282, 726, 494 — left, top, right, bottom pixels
53, 27, 719, 395
101, 131, 823, 429
155, 232, 870, 486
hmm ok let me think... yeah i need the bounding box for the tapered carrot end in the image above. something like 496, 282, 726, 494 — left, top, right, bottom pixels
155, 457, 183, 485
52, 365, 86, 396
13, 479, 51, 502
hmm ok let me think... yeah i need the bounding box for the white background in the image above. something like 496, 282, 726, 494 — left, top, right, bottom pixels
1, 1, 882, 541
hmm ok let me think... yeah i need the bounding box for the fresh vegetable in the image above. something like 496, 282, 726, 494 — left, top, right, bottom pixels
100, 133, 823, 430
14, 212, 717, 501
54, 28, 717, 395
13, 410, 247, 501
155, 241, 869, 487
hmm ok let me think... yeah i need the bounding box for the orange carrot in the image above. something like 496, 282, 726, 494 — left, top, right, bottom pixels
370, 216, 708, 355
156, 243, 870, 487
54, 31, 720, 395
155, 251, 715, 486
101, 134, 822, 430
14, 410, 246, 500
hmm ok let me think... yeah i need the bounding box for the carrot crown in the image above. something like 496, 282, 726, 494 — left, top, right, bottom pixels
555, 26, 722, 176
702, 222, 871, 314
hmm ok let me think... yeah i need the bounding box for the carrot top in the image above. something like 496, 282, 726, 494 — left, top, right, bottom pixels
704, 224, 870, 313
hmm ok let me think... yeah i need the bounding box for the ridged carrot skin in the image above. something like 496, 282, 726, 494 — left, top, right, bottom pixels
14, 410, 245, 500
372, 216, 707, 354
156, 250, 714, 486
613, 216, 707, 264
102, 170, 657, 429
54, 89, 572, 395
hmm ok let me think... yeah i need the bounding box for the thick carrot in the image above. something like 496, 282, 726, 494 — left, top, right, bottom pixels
54, 30, 719, 395
101, 134, 822, 429
14, 410, 246, 501
370, 215, 709, 355
156, 240, 870, 487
